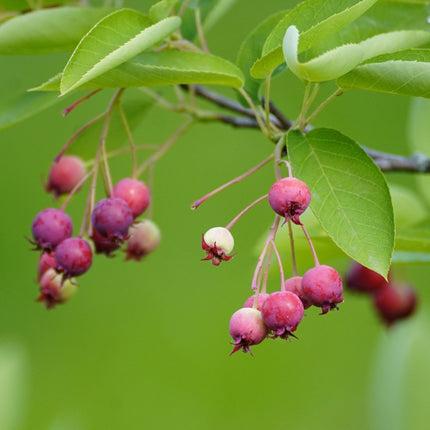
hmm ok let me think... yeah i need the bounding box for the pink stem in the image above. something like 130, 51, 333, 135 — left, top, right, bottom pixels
225, 194, 268, 230
288, 220, 298, 276
301, 223, 320, 266
62, 89, 102, 116
270, 239, 285, 291
59, 170, 93, 212
261, 247, 273, 294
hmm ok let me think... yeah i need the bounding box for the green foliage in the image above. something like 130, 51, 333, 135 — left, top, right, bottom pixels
149, 0, 179, 21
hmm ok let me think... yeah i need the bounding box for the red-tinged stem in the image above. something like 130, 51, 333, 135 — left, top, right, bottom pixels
280, 160, 293, 177
118, 103, 138, 179
261, 247, 273, 295
225, 194, 268, 230
59, 170, 92, 212
301, 223, 320, 266
62, 88, 102, 116
195, 7, 210, 54
271, 239, 285, 291
288, 220, 298, 277
274, 135, 286, 180
191, 154, 274, 209
146, 163, 154, 220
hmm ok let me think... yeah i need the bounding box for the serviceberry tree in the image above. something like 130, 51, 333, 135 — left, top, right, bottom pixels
2, 0, 429, 353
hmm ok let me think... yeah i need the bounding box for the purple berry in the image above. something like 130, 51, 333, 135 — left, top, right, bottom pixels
268, 177, 311, 225
31, 208, 73, 250
125, 220, 161, 261
261, 291, 304, 339
112, 178, 151, 218
37, 268, 77, 309
283, 276, 311, 309
242, 293, 270, 311
302, 265, 343, 314
91, 228, 121, 256
91, 198, 134, 241
54, 237, 93, 277
229, 308, 268, 355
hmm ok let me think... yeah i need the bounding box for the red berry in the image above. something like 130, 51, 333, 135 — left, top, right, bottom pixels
91, 198, 134, 241
112, 178, 150, 218
261, 291, 304, 339
283, 276, 311, 309
373, 284, 417, 326
125, 220, 161, 261
91, 228, 121, 256
37, 251, 57, 281
302, 265, 343, 314
229, 308, 268, 355
54, 237, 93, 278
268, 177, 311, 225
46, 155, 86, 198
346, 261, 389, 293
242, 293, 270, 311
37, 268, 77, 309
31, 208, 73, 251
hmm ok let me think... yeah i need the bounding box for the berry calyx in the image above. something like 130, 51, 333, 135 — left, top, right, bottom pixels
54, 237, 93, 278
201, 227, 235, 266
229, 308, 268, 355
346, 261, 389, 293
37, 268, 77, 309
46, 155, 86, 198
91, 198, 134, 241
302, 265, 343, 314
91, 228, 121, 256
268, 177, 311, 225
261, 291, 304, 339
31, 208, 73, 251
243, 293, 270, 311
283, 276, 311, 309
112, 178, 151, 218
125, 219, 161, 261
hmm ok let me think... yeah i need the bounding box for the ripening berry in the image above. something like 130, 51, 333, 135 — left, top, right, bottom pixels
31, 208, 73, 250
112, 178, 151, 218
55, 237, 93, 278
229, 308, 268, 355
201, 227, 235, 266
91, 228, 121, 256
37, 251, 57, 281
37, 268, 77, 309
91, 198, 134, 241
346, 261, 389, 293
268, 177, 311, 225
373, 284, 417, 326
125, 219, 161, 261
46, 155, 86, 198
302, 265, 343, 314
284, 276, 311, 309
261, 291, 304, 339
243, 293, 270, 311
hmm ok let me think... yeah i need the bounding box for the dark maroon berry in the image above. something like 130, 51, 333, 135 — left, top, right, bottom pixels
54, 237, 93, 277
283, 276, 311, 309
46, 155, 86, 198
302, 265, 343, 314
112, 178, 150, 218
91, 198, 134, 241
31, 208, 73, 250
261, 291, 304, 339
91, 228, 121, 256
37, 268, 77, 309
37, 251, 57, 281
373, 284, 417, 326
346, 261, 389, 293
125, 220, 161, 261
268, 177, 311, 225
229, 308, 268, 355
242, 293, 270, 311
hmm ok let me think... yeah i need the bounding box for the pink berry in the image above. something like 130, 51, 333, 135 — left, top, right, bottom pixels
37, 268, 77, 309
284, 276, 311, 309
243, 293, 270, 311
302, 265, 343, 314
37, 251, 57, 281
268, 177, 311, 225
125, 220, 161, 261
54, 237, 93, 278
112, 178, 150, 218
373, 284, 417, 326
91, 228, 121, 256
46, 155, 86, 198
229, 308, 268, 355
346, 261, 389, 293
261, 291, 304, 339
31, 208, 73, 250
91, 198, 134, 241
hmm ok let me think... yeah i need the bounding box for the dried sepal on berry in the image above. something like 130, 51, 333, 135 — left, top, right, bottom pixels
201, 227, 235, 266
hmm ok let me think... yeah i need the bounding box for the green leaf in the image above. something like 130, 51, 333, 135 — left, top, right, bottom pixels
60, 10, 181, 95
250, 0, 378, 78
236, 11, 286, 104
32, 50, 244, 91
0, 7, 112, 54
284, 27, 430, 82
337, 49, 430, 96
288, 128, 394, 278
149, 0, 179, 21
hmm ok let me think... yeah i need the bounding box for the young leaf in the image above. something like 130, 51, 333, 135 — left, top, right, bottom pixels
0, 7, 112, 54
250, 0, 378, 78
283, 27, 430, 82
337, 49, 430, 97
60, 10, 181, 95
288, 128, 394, 278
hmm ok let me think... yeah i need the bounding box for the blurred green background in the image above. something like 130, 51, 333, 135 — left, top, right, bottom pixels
0, 1, 429, 429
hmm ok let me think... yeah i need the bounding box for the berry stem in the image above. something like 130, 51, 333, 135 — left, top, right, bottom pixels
305, 87, 343, 127
288, 220, 298, 277
274, 134, 286, 180
62, 88, 102, 116
301, 223, 320, 266
118, 102, 138, 179
270, 239, 285, 292
195, 7, 210, 54
84, 144, 159, 166
59, 170, 93, 212
264, 71, 278, 136
238, 87, 268, 136
225, 194, 268, 230
191, 154, 273, 209
261, 246, 273, 294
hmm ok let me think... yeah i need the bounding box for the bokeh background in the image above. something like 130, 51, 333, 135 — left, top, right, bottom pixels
0, 1, 429, 429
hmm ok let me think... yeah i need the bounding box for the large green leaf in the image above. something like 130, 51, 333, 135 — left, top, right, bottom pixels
60, 10, 181, 95
0, 7, 112, 54
288, 128, 394, 277
250, 0, 378, 78
283, 27, 430, 82
337, 49, 430, 96
32, 50, 244, 91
